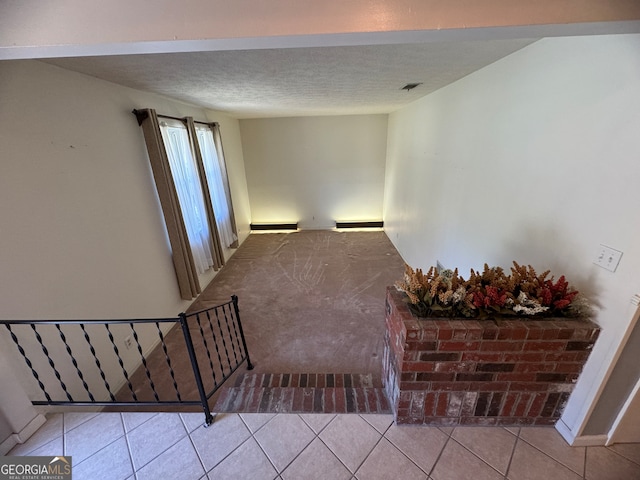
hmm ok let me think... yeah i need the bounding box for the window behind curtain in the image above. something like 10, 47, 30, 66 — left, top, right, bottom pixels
159, 120, 214, 274
195, 124, 237, 248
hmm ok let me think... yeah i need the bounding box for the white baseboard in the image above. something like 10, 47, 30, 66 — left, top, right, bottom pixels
16, 413, 47, 443
555, 419, 607, 446
0, 435, 18, 456
0, 413, 47, 455
570, 434, 608, 447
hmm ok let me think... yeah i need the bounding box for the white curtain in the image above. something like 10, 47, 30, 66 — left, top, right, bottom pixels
160, 120, 214, 274
195, 124, 237, 248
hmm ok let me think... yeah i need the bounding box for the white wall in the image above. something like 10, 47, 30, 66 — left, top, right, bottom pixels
383, 34, 640, 437
0, 60, 251, 409
240, 115, 388, 229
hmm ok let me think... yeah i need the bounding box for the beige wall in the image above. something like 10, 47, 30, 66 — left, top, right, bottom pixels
240, 115, 387, 229
0, 351, 45, 454
383, 34, 640, 439
0, 60, 250, 320
0, 59, 251, 405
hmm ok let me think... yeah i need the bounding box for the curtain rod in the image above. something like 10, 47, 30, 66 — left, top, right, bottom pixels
158, 114, 217, 128
132, 109, 218, 128
158, 114, 218, 125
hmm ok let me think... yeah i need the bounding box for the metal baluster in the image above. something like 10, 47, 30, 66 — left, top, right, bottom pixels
105, 324, 137, 401
4, 324, 52, 402
228, 303, 245, 358
156, 322, 182, 402
56, 324, 95, 402
179, 314, 214, 426
30, 324, 73, 402
80, 324, 116, 401
203, 311, 225, 387
231, 295, 254, 369
193, 313, 218, 385
213, 306, 234, 372
130, 323, 159, 402
222, 303, 244, 363
222, 303, 240, 364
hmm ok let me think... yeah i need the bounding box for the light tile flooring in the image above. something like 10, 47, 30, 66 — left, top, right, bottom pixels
8, 412, 640, 479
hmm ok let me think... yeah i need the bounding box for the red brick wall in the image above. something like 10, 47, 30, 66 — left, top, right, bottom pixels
383, 287, 600, 426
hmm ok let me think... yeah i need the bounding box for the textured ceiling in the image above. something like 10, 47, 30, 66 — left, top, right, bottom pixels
44, 39, 537, 119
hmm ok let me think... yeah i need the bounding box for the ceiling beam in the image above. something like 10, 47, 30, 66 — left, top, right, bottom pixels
2, 0, 640, 60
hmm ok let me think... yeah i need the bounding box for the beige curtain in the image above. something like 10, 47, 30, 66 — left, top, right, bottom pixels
185, 117, 226, 270
211, 123, 239, 248
134, 108, 201, 300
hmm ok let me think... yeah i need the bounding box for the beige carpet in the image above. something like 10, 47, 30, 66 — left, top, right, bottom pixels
187, 230, 405, 377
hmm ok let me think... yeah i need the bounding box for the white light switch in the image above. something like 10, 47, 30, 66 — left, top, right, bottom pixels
594, 245, 623, 272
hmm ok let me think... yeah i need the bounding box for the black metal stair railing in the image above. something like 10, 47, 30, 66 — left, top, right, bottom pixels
0, 296, 252, 426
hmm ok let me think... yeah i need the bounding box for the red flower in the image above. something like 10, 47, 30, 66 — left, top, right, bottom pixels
543, 276, 579, 312
537, 287, 553, 306
553, 299, 572, 310
473, 286, 507, 309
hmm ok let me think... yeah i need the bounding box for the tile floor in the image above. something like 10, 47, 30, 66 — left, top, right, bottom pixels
8, 411, 640, 479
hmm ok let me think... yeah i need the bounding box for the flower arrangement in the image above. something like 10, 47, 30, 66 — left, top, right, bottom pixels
395, 261, 592, 319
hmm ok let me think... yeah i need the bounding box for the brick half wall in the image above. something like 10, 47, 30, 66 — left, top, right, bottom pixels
383, 287, 600, 426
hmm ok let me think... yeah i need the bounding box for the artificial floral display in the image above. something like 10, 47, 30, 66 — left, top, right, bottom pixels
395, 262, 592, 319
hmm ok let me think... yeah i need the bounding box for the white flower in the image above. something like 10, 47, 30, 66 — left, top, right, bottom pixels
451, 286, 467, 305
513, 292, 549, 315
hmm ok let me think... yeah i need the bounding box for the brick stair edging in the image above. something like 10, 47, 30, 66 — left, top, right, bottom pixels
213, 373, 391, 414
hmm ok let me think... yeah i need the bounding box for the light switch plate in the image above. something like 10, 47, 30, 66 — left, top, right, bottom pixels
594, 245, 623, 272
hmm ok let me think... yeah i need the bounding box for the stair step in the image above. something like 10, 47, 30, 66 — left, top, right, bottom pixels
234, 373, 382, 389
213, 373, 391, 414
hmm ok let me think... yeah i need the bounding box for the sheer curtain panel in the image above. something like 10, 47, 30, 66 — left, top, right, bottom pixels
195, 123, 238, 249
185, 118, 225, 269
133, 110, 237, 300
133, 108, 200, 300
212, 124, 239, 248
159, 119, 215, 275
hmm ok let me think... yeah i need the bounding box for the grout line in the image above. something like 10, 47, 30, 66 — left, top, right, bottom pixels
503, 433, 520, 479
63, 411, 100, 435
70, 428, 127, 468
314, 415, 364, 476
583, 445, 588, 479
122, 412, 159, 434
350, 422, 387, 477
382, 434, 432, 477
446, 436, 506, 478
238, 411, 277, 435
358, 413, 393, 435
247, 415, 282, 475
265, 414, 317, 475
124, 413, 187, 473
180, 412, 210, 474
62, 414, 67, 456
299, 412, 337, 435
207, 434, 254, 475
121, 413, 138, 478
602, 445, 640, 469
185, 427, 208, 478
516, 432, 586, 477
427, 433, 451, 478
